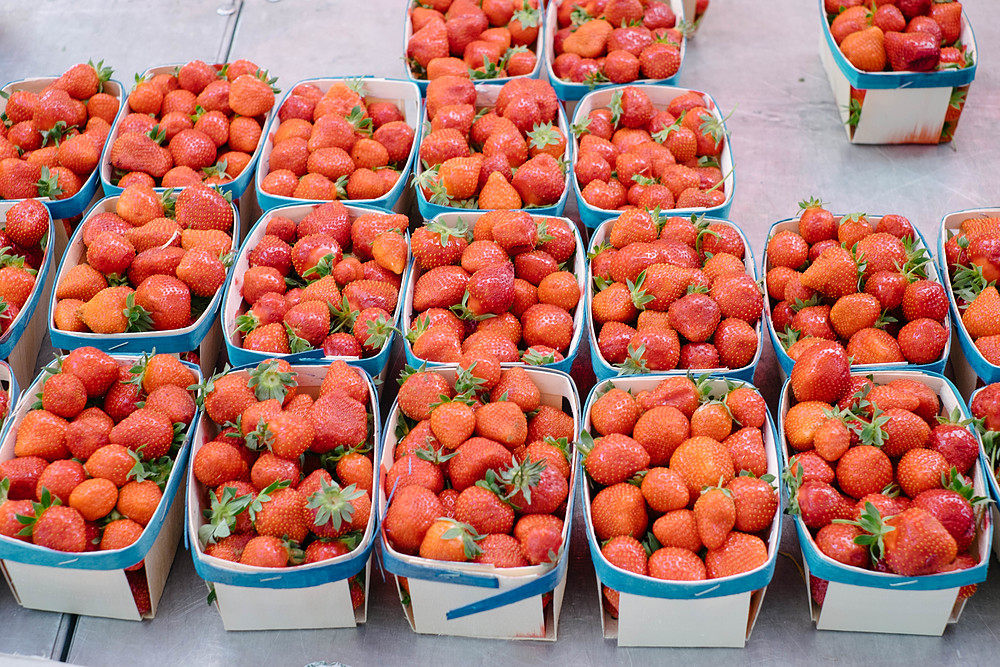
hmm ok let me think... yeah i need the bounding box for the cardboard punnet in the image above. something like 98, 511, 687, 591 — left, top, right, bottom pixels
185, 362, 379, 631
400, 211, 586, 373
0, 356, 201, 620
571, 84, 734, 229
379, 366, 580, 639
586, 215, 761, 381
254, 77, 419, 214
221, 202, 410, 385
763, 214, 951, 379
47, 193, 239, 378
818, 0, 978, 145
779, 370, 991, 635
0, 360, 20, 430
0, 76, 125, 221
937, 208, 1000, 399
402, 0, 544, 94
413, 83, 572, 221
0, 202, 55, 391
99, 64, 274, 201
581, 376, 781, 647
543, 0, 686, 102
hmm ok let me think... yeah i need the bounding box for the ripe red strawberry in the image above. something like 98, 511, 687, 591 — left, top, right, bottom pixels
591, 482, 648, 541
815, 523, 868, 569
704, 532, 768, 579
175, 184, 234, 232
790, 480, 852, 529
884, 30, 940, 72
4, 198, 49, 248
883, 507, 957, 576
582, 432, 649, 487
693, 486, 736, 550
726, 475, 778, 533
511, 154, 564, 207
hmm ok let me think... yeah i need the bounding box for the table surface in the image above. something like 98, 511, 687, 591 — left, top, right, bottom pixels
1, 0, 1000, 664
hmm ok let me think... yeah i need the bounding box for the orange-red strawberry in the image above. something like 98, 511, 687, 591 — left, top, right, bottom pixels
591, 481, 647, 541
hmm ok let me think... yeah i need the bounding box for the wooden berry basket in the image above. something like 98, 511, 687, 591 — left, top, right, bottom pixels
221, 202, 411, 386
0, 201, 56, 391
413, 82, 572, 222
586, 215, 761, 382
0, 360, 20, 432
778, 370, 991, 635
581, 375, 781, 647
968, 383, 1000, 566
378, 366, 580, 640
400, 211, 586, 374
255, 77, 420, 215
818, 0, 978, 144
47, 194, 240, 379
0, 355, 201, 620
543, 0, 686, 102
763, 214, 951, 381
937, 207, 1000, 399
1, 76, 125, 220
402, 0, 544, 95
571, 84, 735, 229
99, 63, 274, 201
185, 362, 380, 631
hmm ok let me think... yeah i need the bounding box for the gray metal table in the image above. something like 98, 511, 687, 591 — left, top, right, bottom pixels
2, 0, 1000, 663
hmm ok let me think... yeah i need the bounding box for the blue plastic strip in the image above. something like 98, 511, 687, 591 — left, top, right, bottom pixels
48, 196, 241, 354
446, 548, 568, 619
0, 359, 202, 569
818, 0, 977, 90
0, 210, 53, 360
380, 545, 500, 589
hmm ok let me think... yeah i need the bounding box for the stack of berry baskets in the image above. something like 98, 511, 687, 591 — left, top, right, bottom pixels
580, 375, 781, 647
254, 77, 420, 214
47, 185, 240, 378
544, 0, 686, 101
937, 207, 1000, 398
969, 383, 1000, 562
412, 77, 572, 220
587, 212, 761, 381
221, 202, 410, 386
819, 0, 977, 145
1, 64, 124, 222
0, 350, 202, 619
379, 364, 580, 639
682, 0, 709, 33
0, 200, 55, 390
401, 211, 585, 373
403, 0, 544, 94
763, 200, 951, 380
99, 60, 279, 202
185, 359, 380, 630
570, 84, 734, 229
779, 351, 991, 635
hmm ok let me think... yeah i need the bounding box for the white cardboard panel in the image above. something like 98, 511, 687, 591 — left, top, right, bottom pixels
213, 577, 358, 631
617, 590, 752, 648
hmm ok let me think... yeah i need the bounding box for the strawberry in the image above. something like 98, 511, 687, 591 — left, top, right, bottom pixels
648, 547, 707, 582
240, 536, 294, 568
881, 407, 930, 457
882, 507, 957, 576
109, 131, 173, 179
884, 30, 940, 72
175, 184, 234, 232
693, 486, 735, 550
912, 487, 976, 552
382, 485, 444, 555
726, 475, 778, 533
700, 531, 767, 579
4, 198, 49, 248
790, 341, 850, 404
511, 153, 565, 207
591, 481, 648, 541
840, 27, 887, 72
836, 445, 893, 500
789, 480, 853, 529
896, 448, 950, 498
800, 246, 858, 299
